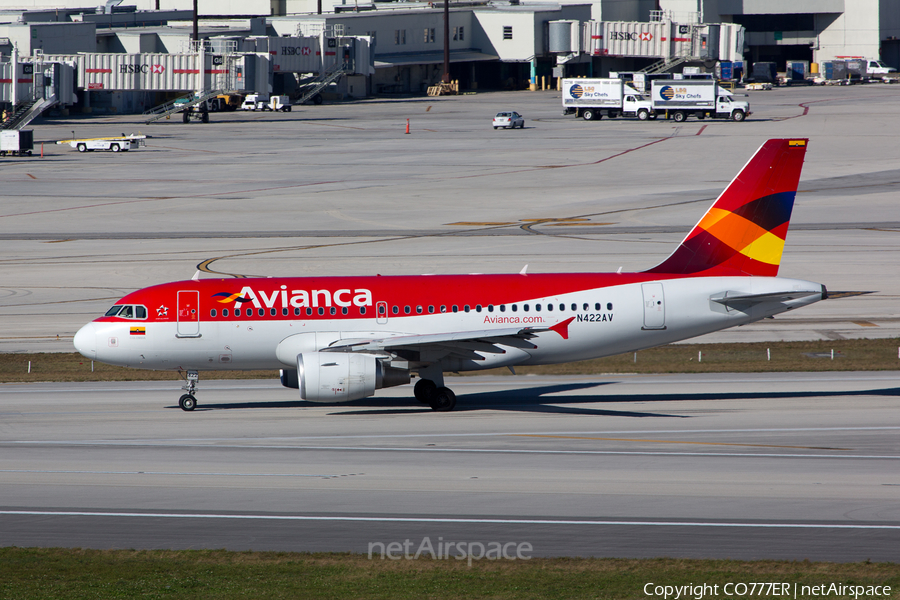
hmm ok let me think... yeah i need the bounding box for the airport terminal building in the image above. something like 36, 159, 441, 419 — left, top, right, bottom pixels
1, 0, 898, 117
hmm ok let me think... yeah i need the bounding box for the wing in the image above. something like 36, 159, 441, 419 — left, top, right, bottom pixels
319, 319, 574, 361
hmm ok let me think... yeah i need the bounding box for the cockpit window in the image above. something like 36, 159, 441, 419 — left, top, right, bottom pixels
104, 304, 148, 320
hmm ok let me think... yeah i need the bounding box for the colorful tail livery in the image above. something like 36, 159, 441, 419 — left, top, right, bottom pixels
74, 139, 825, 412
649, 138, 808, 277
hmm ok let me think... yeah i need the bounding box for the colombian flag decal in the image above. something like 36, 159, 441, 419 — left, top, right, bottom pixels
130, 327, 146, 336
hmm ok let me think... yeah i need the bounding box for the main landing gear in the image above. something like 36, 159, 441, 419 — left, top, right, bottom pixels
179, 370, 199, 411
414, 378, 457, 412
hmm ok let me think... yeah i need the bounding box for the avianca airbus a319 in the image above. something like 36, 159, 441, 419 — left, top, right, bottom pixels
74, 138, 826, 412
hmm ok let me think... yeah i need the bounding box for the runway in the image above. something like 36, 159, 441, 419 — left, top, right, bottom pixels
1, 372, 898, 561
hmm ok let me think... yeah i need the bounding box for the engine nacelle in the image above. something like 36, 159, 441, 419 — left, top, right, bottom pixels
296, 352, 410, 402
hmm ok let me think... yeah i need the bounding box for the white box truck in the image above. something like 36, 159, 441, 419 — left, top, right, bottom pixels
562, 78, 655, 121
650, 80, 750, 122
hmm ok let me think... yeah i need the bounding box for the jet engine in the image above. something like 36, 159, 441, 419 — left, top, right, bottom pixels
289, 352, 409, 402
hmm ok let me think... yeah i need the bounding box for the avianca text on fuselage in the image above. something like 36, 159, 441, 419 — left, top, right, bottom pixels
73, 139, 826, 412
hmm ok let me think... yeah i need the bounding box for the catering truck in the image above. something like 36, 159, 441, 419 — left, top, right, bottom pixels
562, 78, 655, 121
651, 80, 750, 122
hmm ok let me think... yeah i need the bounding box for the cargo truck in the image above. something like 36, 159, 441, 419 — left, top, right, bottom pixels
650, 79, 750, 122
562, 78, 655, 121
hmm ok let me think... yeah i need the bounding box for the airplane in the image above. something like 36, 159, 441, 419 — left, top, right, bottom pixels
74, 138, 826, 412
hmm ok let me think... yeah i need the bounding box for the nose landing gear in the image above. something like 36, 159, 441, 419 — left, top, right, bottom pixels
178, 370, 199, 411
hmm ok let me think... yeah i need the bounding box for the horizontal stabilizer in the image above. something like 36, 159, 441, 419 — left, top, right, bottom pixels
711, 290, 823, 308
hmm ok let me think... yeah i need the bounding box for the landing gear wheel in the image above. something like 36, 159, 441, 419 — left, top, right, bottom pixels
429, 387, 456, 412
179, 394, 196, 411
414, 379, 437, 404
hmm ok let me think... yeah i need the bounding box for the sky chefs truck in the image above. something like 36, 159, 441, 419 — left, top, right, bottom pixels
562, 78, 655, 121
651, 80, 750, 122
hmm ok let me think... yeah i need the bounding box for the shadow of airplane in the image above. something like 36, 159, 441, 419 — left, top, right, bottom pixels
166, 378, 886, 418
170, 379, 900, 417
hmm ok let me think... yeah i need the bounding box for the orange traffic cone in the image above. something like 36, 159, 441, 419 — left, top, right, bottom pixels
405, 118, 410, 134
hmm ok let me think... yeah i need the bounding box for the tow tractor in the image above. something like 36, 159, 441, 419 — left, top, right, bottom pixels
57, 133, 147, 153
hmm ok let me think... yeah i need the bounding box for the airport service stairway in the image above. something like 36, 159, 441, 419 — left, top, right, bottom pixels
143, 89, 234, 124
295, 64, 347, 105
0, 97, 58, 130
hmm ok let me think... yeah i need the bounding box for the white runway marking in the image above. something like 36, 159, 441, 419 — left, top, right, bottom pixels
2, 511, 899, 530
2, 442, 897, 459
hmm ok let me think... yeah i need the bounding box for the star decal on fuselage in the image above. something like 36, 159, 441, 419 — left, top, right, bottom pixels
157, 305, 168, 317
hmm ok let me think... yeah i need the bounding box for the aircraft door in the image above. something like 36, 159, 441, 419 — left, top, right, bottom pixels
177, 290, 201, 337
376, 301, 388, 325
641, 283, 666, 330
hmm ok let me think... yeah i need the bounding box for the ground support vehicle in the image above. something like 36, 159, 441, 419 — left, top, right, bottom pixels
57, 134, 146, 153
561, 78, 654, 121
651, 80, 750, 122
0, 129, 33, 156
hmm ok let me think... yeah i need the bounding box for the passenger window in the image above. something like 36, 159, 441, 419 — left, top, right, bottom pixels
258, 308, 265, 317
105, 305, 123, 317
223, 309, 229, 317
306, 308, 313, 316
360, 306, 367, 315
607, 303, 613, 310
428, 306, 435, 314
342, 307, 348, 315
523, 304, 529, 312
583, 303, 588, 310
464, 305, 470, 313
475, 305, 482, 312
392, 306, 399, 314
440, 305, 446, 313
595, 302, 601, 310
500, 305, 506, 312
318, 307, 325, 315
536, 304, 541, 311
416, 306, 423, 314
270, 308, 277, 316
294, 308, 301, 316
452, 305, 458, 313
330, 307, 336, 315
235, 308, 241, 317
135, 306, 147, 319
282, 308, 288, 316
210, 309, 217, 317
512, 304, 518, 312
547, 304, 553, 312
571, 303, 577, 311
488, 305, 494, 312
404, 306, 411, 314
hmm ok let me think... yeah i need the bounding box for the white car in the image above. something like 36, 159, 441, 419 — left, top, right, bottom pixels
493, 111, 525, 129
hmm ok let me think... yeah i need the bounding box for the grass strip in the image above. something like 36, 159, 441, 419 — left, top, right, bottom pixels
2, 338, 899, 383
0, 548, 898, 600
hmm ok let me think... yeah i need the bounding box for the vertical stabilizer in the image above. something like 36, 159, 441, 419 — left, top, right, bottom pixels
647, 138, 808, 277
